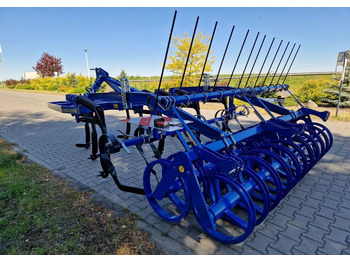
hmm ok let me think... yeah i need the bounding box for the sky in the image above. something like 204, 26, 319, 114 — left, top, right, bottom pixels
0, 6, 350, 80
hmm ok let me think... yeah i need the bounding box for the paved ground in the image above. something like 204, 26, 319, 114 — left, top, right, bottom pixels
0, 89, 350, 254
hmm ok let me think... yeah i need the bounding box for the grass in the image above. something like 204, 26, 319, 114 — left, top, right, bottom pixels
0, 138, 162, 255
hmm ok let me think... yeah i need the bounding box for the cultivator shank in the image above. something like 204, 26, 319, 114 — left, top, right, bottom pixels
48, 11, 333, 244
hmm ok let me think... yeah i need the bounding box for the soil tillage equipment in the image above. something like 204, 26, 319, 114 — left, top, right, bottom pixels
48, 11, 333, 244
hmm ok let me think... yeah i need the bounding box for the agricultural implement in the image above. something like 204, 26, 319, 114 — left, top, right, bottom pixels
48, 11, 333, 244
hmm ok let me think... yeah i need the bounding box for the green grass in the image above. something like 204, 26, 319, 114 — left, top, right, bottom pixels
0, 139, 161, 255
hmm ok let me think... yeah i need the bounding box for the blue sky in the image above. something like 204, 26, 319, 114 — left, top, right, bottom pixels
0, 7, 350, 80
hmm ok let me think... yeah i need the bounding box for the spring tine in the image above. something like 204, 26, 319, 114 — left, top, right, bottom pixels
179, 16, 200, 94
269, 41, 290, 86
261, 39, 283, 86
254, 37, 275, 87
153, 10, 177, 110
213, 25, 235, 87
244, 35, 266, 88
197, 21, 218, 92
237, 32, 260, 88
276, 43, 296, 85
282, 44, 301, 85
227, 29, 250, 87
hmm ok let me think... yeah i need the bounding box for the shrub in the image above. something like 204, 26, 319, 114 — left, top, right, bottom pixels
297, 78, 338, 103
15, 83, 34, 90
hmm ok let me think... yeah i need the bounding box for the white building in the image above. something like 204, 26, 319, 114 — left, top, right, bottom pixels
22, 71, 39, 80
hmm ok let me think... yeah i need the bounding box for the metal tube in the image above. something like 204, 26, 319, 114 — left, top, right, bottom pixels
276, 43, 296, 85
254, 37, 275, 87
213, 25, 235, 87
269, 41, 290, 86
153, 10, 177, 110
237, 32, 260, 88
261, 39, 283, 86
244, 35, 266, 88
197, 21, 218, 92
179, 16, 199, 93
281, 44, 301, 85
227, 30, 249, 87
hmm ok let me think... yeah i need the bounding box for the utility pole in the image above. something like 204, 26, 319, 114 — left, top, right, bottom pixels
83, 49, 90, 82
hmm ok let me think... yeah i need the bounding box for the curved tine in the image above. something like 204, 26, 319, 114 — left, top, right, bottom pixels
269, 41, 290, 86
245, 35, 266, 88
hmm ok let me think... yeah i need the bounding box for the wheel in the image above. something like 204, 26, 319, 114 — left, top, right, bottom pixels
193, 173, 256, 244
143, 159, 191, 222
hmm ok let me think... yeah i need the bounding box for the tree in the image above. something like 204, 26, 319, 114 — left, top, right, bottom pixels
166, 32, 215, 86
118, 68, 128, 79
33, 52, 63, 77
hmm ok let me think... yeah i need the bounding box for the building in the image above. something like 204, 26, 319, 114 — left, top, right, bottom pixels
22, 71, 39, 80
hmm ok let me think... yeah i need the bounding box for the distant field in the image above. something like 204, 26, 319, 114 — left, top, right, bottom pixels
127, 73, 339, 93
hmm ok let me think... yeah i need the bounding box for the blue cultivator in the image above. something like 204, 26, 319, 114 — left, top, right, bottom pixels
48, 11, 333, 244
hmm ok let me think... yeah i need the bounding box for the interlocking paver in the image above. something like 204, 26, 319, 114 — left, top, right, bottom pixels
1, 90, 350, 254
293, 236, 321, 254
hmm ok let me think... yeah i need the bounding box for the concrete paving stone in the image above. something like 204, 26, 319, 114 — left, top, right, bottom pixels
318, 241, 348, 255
216, 245, 242, 255
276, 203, 300, 218
336, 207, 350, 219
291, 188, 309, 200
315, 206, 338, 220
317, 178, 333, 187
337, 173, 350, 182
329, 184, 346, 194
268, 212, 292, 229
339, 199, 350, 210
288, 213, 313, 230
332, 215, 350, 232
293, 236, 322, 254
269, 234, 299, 254
320, 197, 341, 211
284, 195, 304, 209
309, 214, 333, 231
291, 248, 308, 255
324, 226, 350, 245
313, 184, 329, 194
295, 183, 314, 193
266, 246, 285, 255
256, 221, 284, 241
241, 245, 263, 255
302, 196, 322, 209
326, 190, 345, 201
295, 204, 319, 219
280, 222, 307, 242
308, 190, 330, 202
344, 192, 350, 200
244, 232, 275, 254
332, 179, 349, 187
302, 224, 327, 244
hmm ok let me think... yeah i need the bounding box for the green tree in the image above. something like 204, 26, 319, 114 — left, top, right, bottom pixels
166, 32, 215, 86
118, 69, 128, 80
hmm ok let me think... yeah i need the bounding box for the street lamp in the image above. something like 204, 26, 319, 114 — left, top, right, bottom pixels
83, 49, 90, 82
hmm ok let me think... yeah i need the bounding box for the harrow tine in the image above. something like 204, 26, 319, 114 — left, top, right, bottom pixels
245, 35, 266, 88
261, 39, 283, 86
179, 16, 200, 93
254, 37, 275, 87
237, 32, 260, 88
282, 44, 301, 85
153, 10, 177, 110
227, 29, 250, 87
269, 41, 290, 86
276, 43, 296, 85
197, 21, 218, 92
214, 25, 235, 87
